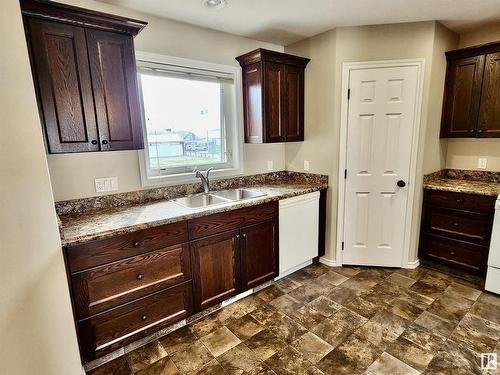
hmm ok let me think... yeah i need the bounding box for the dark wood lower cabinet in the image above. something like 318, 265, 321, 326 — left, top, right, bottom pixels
78, 282, 193, 362
240, 219, 278, 290
190, 230, 241, 311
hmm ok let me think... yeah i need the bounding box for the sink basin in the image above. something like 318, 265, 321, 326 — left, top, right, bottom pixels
174, 193, 231, 209
211, 188, 266, 201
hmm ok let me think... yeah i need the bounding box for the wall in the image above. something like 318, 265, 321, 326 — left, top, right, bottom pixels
0, 1, 83, 374
285, 21, 456, 264
47, 0, 285, 201
444, 22, 500, 172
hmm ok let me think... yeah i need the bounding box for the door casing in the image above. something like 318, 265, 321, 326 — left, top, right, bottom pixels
335, 59, 425, 269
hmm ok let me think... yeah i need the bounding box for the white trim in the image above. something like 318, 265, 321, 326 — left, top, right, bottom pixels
275, 259, 313, 280
336, 58, 426, 268
404, 260, 420, 269
319, 257, 337, 267
135, 52, 245, 187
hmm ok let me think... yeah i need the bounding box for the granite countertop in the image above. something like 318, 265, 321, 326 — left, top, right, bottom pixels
423, 169, 500, 197
59, 181, 326, 246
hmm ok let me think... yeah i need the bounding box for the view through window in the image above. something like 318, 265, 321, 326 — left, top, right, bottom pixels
138, 62, 235, 176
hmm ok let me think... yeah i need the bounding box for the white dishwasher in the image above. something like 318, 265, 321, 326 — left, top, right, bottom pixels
278, 191, 320, 278
485, 194, 500, 294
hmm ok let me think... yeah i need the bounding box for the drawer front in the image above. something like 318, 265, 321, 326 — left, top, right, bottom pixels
425, 207, 492, 244
78, 282, 193, 361
420, 234, 487, 274
189, 201, 278, 240
425, 189, 496, 214
72, 243, 191, 318
66, 221, 188, 272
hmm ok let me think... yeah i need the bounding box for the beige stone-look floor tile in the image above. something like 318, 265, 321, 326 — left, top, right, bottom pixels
307, 295, 341, 317
386, 272, 417, 288
387, 336, 435, 372
288, 283, 328, 304
399, 288, 435, 310
291, 332, 333, 364
316, 333, 383, 375
470, 299, 500, 325
246, 364, 277, 375
344, 296, 379, 319
292, 304, 328, 330
302, 263, 330, 278
400, 323, 446, 352
245, 329, 288, 361
317, 270, 349, 286
264, 346, 319, 375
289, 269, 316, 285
445, 282, 482, 301
415, 311, 458, 337
428, 290, 474, 323
449, 313, 500, 354
478, 292, 500, 307
256, 284, 285, 302
432, 339, 481, 375
331, 266, 361, 278
249, 304, 284, 326
269, 294, 304, 315
214, 296, 263, 325
355, 310, 410, 350
365, 352, 420, 375
135, 357, 179, 375
275, 276, 302, 293
170, 341, 214, 374
189, 314, 222, 338
409, 280, 445, 300
339, 274, 380, 292
201, 326, 241, 357
218, 343, 261, 374
395, 267, 427, 280
186, 359, 225, 375
89, 356, 133, 375
311, 317, 354, 348
126, 341, 168, 373
327, 286, 362, 306
387, 298, 424, 321
159, 326, 198, 355
226, 314, 264, 341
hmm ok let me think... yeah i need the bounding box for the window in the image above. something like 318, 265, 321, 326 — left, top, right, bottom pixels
136, 53, 241, 183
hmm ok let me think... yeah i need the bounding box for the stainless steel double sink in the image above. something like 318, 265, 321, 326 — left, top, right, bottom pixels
173, 188, 266, 209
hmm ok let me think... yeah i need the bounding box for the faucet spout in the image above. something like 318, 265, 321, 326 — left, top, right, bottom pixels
195, 167, 213, 193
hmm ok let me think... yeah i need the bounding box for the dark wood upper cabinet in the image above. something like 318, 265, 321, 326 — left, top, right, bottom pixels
21, 0, 147, 153
240, 219, 278, 291
236, 49, 310, 143
441, 41, 500, 138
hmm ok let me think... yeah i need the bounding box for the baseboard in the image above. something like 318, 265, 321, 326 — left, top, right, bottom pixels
276, 259, 313, 279
319, 257, 337, 267
404, 259, 420, 269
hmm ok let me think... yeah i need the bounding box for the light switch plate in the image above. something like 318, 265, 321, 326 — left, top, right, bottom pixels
478, 158, 488, 169
267, 161, 274, 171
303, 160, 310, 171
95, 177, 118, 193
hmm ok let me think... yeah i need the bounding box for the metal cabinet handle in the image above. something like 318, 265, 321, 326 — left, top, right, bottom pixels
141, 315, 147, 321
132, 241, 140, 248
137, 274, 144, 280
453, 222, 460, 227
450, 251, 455, 256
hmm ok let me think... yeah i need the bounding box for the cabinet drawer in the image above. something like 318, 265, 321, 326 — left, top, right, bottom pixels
78, 282, 193, 361
66, 221, 188, 272
425, 207, 492, 244
420, 234, 487, 274
188, 202, 278, 240
72, 243, 191, 319
426, 189, 495, 213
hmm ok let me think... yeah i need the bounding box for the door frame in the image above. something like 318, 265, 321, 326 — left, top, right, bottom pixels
336, 59, 425, 268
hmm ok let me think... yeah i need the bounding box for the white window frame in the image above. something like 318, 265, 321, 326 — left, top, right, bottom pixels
136, 51, 244, 187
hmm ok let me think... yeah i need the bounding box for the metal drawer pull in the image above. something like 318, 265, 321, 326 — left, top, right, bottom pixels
132, 241, 140, 248
453, 222, 460, 227
141, 315, 147, 321
137, 274, 144, 280
450, 251, 455, 256
456, 198, 464, 204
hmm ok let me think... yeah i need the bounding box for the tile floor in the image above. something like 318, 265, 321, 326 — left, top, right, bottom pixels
89, 265, 500, 375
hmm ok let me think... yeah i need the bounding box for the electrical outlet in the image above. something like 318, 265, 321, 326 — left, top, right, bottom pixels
267, 161, 274, 171
95, 177, 118, 193
478, 158, 488, 169
303, 160, 310, 171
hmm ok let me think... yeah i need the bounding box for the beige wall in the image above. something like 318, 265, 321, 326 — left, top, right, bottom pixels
48, 0, 285, 202
0, 1, 83, 374
444, 22, 500, 172
285, 22, 457, 264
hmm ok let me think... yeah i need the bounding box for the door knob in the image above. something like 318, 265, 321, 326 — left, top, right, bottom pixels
397, 180, 406, 188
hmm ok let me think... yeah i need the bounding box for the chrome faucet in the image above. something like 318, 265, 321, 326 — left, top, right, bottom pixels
195, 167, 213, 193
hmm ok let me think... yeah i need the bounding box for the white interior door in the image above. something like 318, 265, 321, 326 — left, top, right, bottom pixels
343, 65, 419, 267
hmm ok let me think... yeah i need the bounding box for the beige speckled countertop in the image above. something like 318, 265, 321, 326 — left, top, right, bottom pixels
59, 183, 326, 246
423, 169, 500, 197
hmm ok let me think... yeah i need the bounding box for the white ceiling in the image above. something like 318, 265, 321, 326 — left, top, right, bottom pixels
99, 0, 500, 45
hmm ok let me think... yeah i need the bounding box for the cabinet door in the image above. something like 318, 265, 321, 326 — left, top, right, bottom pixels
263, 62, 286, 142
284, 65, 305, 141
242, 62, 264, 143
86, 29, 144, 151
441, 55, 485, 138
478, 52, 500, 137
190, 230, 240, 311
26, 18, 99, 153
240, 219, 278, 291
